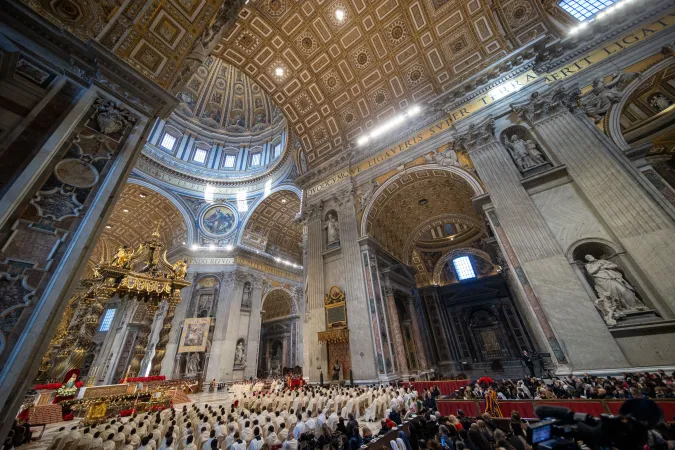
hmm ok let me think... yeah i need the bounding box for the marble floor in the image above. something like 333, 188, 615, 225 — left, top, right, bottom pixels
18, 390, 383, 450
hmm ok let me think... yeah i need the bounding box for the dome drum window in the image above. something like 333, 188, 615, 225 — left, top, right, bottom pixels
160, 132, 178, 151
250, 152, 262, 167
223, 154, 237, 169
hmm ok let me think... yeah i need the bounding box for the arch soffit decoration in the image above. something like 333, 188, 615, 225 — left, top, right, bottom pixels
127, 177, 197, 245
432, 248, 493, 286
608, 57, 675, 151
238, 186, 303, 261
101, 181, 191, 254
360, 164, 484, 237
261, 288, 295, 322
402, 213, 487, 265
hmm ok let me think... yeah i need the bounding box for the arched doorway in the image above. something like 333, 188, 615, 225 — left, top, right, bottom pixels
258, 289, 298, 377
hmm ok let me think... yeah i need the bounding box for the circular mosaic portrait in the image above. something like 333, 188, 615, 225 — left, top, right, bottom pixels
200, 204, 238, 236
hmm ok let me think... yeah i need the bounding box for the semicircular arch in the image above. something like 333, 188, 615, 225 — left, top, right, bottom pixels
432, 248, 493, 286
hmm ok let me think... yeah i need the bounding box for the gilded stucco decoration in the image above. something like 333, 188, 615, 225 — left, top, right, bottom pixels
365, 169, 482, 261
212, 0, 555, 170
101, 183, 188, 253
262, 289, 293, 322
242, 190, 302, 262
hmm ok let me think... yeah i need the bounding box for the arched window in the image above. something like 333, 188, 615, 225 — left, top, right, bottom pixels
453, 256, 476, 281
160, 133, 177, 151
98, 308, 116, 332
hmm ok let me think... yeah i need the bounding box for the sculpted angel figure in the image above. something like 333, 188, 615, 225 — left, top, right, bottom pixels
173, 259, 188, 279
112, 245, 133, 268
650, 93, 672, 112
580, 73, 637, 123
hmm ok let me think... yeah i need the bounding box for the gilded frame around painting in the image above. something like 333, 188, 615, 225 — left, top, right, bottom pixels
178, 317, 211, 353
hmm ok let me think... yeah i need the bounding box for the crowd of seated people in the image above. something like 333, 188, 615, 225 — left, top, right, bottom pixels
421, 371, 675, 401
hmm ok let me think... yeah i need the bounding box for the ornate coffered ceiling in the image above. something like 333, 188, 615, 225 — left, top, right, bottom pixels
366, 168, 482, 262
20, 0, 242, 90
100, 183, 188, 254
262, 289, 293, 322
242, 190, 302, 262
175, 56, 285, 134
212, 0, 556, 170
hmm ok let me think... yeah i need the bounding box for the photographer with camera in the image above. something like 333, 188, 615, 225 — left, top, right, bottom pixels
526, 398, 669, 450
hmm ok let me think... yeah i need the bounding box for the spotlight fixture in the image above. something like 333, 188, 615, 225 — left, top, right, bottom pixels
191, 244, 199, 250
209, 244, 216, 251
182, 241, 186, 245
139, 193, 147, 198
281, 198, 287, 204
335, 8, 345, 22
105, 225, 112, 229
225, 244, 234, 251
122, 209, 129, 213
356, 105, 422, 146
275, 67, 285, 77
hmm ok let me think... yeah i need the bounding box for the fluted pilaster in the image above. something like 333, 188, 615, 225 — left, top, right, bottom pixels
382, 277, 408, 377
303, 203, 327, 382
512, 86, 675, 307
457, 117, 628, 369
337, 191, 378, 381
406, 295, 429, 371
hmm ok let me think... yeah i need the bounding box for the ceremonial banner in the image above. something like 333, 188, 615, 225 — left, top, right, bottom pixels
178, 318, 211, 353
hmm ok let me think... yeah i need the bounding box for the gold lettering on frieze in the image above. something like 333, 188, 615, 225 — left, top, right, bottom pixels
305, 10, 675, 197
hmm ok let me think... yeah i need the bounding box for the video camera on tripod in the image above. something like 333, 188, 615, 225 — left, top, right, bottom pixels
526, 399, 662, 450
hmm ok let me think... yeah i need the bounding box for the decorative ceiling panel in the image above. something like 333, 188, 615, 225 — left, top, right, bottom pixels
244, 190, 302, 262
211, 0, 553, 170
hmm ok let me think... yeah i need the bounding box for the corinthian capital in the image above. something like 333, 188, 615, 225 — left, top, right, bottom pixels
510, 83, 580, 124
455, 117, 496, 153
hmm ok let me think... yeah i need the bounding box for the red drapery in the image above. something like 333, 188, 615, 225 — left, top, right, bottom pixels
403, 380, 471, 395
437, 399, 675, 419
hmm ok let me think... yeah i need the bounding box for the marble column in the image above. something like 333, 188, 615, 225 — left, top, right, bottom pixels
244, 276, 264, 379
140, 302, 166, 376
161, 273, 195, 378
336, 190, 378, 381
382, 277, 409, 377
512, 86, 675, 310
456, 117, 628, 370
405, 295, 429, 371
205, 272, 236, 381
303, 204, 327, 382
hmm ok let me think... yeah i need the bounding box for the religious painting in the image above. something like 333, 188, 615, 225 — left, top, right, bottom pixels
200, 204, 237, 236
178, 318, 211, 353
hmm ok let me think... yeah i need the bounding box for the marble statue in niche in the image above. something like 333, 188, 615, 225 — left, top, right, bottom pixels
241, 282, 252, 308
649, 93, 672, 112
503, 134, 546, 171
186, 353, 201, 376
325, 213, 340, 245
234, 339, 246, 366
584, 255, 647, 325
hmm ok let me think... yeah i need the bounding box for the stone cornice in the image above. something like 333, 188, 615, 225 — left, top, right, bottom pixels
136, 146, 293, 189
